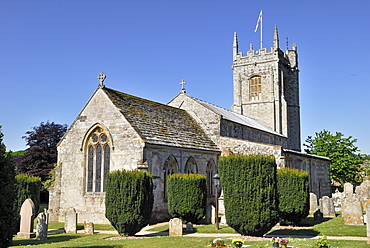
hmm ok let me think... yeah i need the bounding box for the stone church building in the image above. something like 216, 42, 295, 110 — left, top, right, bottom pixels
49, 26, 331, 224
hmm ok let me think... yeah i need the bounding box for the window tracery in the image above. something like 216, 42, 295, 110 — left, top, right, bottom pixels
86, 127, 110, 193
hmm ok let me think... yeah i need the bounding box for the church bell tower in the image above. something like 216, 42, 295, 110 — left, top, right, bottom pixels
231, 26, 301, 151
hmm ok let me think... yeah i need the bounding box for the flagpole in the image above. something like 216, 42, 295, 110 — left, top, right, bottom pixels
260, 9, 263, 49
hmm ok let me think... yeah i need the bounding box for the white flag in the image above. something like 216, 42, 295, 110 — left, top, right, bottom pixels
254, 10, 262, 32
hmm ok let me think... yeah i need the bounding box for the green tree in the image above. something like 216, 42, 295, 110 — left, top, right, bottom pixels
277, 168, 309, 225
0, 127, 17, 248
15, 121, 67, 181
219, 154, 278, 236
167, 173, 207, 223
304, 129, 363, 186
105, 170, 153, 236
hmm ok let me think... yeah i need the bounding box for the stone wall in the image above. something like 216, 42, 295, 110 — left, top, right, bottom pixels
49, 89, 145, 224
283, 150, 331, 198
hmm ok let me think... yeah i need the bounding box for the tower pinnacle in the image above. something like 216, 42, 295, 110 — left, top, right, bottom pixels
233, 32, 239, 61
273, 25, 279, 50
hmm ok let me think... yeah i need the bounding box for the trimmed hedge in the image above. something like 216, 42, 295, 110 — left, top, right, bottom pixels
0, 133, 17, 248
167, 173, 207, 223
277, 168, 309, 225
219, 154, 278, 236
15, 174, 41, 215
105, 170, 153, 236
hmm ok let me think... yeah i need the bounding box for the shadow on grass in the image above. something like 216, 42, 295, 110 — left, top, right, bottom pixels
12, 233, 80, 246
268, 228, 320, 237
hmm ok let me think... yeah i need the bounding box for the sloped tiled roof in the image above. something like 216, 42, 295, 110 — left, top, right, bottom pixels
103, 88, 219, 152
189, 95, 284, 137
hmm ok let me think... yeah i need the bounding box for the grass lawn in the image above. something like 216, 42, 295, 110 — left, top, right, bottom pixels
12, 214, 369, 247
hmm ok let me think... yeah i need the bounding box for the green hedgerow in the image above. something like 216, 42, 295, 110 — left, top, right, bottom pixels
105, 169, 153, 236
219, 154, 279, 236
167, 173, 207, 223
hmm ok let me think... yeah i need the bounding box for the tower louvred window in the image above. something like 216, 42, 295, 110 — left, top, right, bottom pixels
250, 76, 262, 101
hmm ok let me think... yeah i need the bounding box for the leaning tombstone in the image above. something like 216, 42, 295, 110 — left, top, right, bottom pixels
84, 221, 94, 235
64, 208, 77, 234
169, 218, 183, 236
36, 212, 48, 240
17, 199, 36, 239
309, 193, 318, 212
342, 194, 364, 225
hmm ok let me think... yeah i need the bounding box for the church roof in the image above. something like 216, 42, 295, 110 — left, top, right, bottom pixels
189, 95, 284, 137
103, 87, 219, 152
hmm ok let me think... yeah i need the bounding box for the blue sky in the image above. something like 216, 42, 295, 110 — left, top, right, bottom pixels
1, 1, 369, 154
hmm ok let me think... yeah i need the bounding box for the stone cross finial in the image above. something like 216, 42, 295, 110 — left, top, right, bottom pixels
180, 79, 186, 93
97, 72, 106, 88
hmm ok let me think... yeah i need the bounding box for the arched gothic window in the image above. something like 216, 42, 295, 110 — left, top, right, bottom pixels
184, 157, 198, 174
206, 159, 216, 196
163, 155, 178, 201
250, 76, 262, 101
86, 126, 111, 193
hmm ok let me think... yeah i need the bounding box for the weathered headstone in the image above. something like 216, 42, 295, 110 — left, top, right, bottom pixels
17, 199, 36, 239
309, 193, 318, 212
320, 196, 335, 217
84, 221, 94, 234
186, 222, 194, 232
342, 194, 364, 225
64, 208, 77, 234
363, 199, 370, 244
169, 218, 182, 236
344, 182, 354, 196
36, 212, 48, 240
332, 189, 344, 212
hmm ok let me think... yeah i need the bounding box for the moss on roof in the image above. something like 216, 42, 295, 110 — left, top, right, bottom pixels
103, 87, 219, 152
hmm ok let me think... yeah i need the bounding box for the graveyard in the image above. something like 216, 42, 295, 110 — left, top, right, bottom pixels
10, 180, 370, 248
10, 213, 370, 247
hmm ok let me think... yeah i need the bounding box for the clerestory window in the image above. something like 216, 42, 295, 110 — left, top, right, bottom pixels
86, 126, 110, 193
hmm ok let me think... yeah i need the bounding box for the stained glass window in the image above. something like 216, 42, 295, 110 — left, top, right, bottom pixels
95, 144, 102, 192
87, 145, 94, 192
103, 145, 110, 192
85, 126, 111, 193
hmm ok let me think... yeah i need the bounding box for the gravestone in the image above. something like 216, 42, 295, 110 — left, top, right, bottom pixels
314, 209, 323, 221
64, 208, 77, 234
186, 222, 194, 232
169, 218, 182, 236
17, 199, 36, 239
332, 189, 344, 212
309, 193, 318, 212
320, 196, 335, 217
84, 221, 94, 234
342, 194, 364, 225
328, 198, 336, 217
363, 199, 370, 244
344, 182, 354, 196
36, 212, 48, 240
